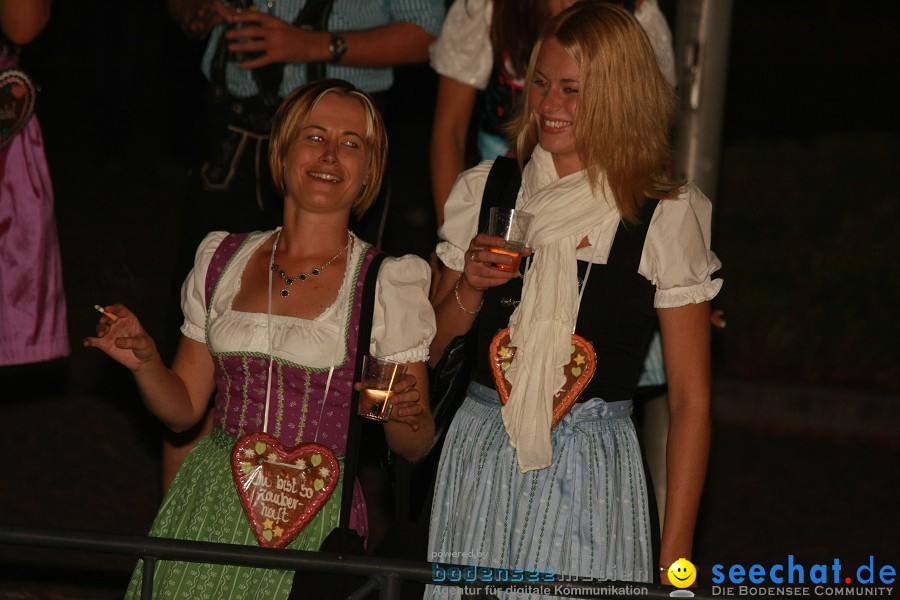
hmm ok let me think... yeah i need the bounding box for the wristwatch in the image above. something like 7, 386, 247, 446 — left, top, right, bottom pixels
328, 33, 348, 64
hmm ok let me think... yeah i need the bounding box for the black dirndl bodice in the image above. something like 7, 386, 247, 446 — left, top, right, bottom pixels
471, 200, 659, 403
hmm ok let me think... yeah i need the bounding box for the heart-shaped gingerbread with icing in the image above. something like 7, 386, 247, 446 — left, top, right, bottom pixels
0, 69, 37, 150
490, 327, 597, 428
231, 433, 340, 548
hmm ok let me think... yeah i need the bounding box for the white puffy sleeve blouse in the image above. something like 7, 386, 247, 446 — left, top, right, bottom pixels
180, 231, 436, 368
429, 0, 494, 90
436, 162, 722, 308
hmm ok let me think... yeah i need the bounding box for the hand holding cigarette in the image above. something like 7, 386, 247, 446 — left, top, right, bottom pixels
84, 303, 158, 371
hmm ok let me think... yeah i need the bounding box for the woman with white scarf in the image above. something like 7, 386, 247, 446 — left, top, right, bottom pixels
425, 3, 721, 595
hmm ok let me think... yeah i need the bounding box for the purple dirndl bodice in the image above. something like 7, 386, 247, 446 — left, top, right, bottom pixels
203, 232, 378, 456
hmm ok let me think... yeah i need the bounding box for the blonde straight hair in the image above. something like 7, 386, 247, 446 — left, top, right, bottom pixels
510, 2, 682, 223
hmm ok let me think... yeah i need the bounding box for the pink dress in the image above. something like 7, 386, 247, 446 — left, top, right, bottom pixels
0, 52, 69, 365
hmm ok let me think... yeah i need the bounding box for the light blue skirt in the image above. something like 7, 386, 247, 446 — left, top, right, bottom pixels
426, 382, 653, 599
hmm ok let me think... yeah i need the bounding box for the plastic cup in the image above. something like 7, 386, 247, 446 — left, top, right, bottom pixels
358, 356, 407, 421
485, 207, 533, 272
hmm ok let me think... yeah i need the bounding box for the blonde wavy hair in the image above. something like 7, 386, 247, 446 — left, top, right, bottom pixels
269, 79, 388, 217
510, 2, 682, 223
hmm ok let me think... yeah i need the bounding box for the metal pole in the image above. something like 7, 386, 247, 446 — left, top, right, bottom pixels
673, 0, 734, 205
346, 578, 380, 600
0, 526, 719, 599
141, 556, 156, 600
377, 573, 403, 600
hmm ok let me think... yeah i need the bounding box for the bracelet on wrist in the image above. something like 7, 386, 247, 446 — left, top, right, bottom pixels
454, 275, 483, 316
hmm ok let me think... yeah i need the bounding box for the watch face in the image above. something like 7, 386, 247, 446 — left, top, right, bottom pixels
330, 35, 347, 62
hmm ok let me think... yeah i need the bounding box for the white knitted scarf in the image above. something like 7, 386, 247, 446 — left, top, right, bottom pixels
502, 146, 619, 472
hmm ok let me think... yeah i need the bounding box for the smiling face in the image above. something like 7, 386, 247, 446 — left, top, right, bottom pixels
529, 36, 582, 177
667, 558, 697, 588
282, 92, 371, 217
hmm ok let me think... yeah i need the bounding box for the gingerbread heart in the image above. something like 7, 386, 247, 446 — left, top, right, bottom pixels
0, 69, 37, 150
231, 433, 340, 549
489, 328, 597, 428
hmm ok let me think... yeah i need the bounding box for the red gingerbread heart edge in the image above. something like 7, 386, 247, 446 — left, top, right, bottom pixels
230, 432, 340, 549
489, 327, 597, 428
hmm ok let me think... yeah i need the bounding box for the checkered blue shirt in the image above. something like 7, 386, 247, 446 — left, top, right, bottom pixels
201, 0, 445, 97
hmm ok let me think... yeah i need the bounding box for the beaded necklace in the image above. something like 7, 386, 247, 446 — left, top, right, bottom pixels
269, 228, 352, 297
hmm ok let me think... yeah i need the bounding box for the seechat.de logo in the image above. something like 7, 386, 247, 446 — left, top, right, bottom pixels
710, 555, 896, 597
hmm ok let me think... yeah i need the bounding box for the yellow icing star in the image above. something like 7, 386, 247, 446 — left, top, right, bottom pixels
295, 458, 306, 469
243, 448, 256, 459
267, 452, 279, 462
498, 346, 512, 359
274, 526, 284, 538
574, 353, 585, 366
318, 466, 331, 479
263, 518, 274, 530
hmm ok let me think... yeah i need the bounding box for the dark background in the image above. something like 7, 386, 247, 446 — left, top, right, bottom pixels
2, 1, 898, 597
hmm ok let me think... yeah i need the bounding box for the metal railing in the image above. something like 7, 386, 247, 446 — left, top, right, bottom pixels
0, 525, 715, 599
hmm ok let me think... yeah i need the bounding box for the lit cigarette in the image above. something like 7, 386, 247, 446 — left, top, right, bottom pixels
93, 304, 118, 322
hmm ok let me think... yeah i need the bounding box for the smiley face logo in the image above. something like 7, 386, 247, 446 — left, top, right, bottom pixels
667, 558, 697, 588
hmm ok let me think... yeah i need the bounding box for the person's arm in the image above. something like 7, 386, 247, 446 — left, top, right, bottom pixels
430, 266, 475, 367
430, 76, 478, 226
224, 13, 434, 70
656, 300, 712, 583
0, 0, 50, 46
429, 233, 520, 366
84, 305, 216, 433
162, 409, 213, 493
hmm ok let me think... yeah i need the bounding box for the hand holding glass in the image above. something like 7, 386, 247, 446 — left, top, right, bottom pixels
486, 207, 533, 272
358, 355, 407, 422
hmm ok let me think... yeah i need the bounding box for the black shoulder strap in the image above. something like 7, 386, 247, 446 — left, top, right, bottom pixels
338, 250, 387, 533
294, 0, 335, 30
607, 199, 659, 273
478, 156, 522, 231
297, 0, 336, 82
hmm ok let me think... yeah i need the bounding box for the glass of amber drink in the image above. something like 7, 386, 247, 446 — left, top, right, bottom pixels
486, 207, 533, 272
358, 356, 407, 421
